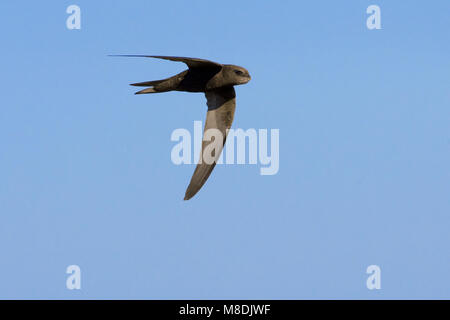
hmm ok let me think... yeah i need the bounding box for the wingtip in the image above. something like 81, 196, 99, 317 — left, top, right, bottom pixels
184, 189, 196, 200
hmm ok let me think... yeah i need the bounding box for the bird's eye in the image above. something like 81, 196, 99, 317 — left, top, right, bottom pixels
234, 70, 244, 76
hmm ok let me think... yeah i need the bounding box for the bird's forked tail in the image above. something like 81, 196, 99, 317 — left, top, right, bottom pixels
130, 79, 166, 95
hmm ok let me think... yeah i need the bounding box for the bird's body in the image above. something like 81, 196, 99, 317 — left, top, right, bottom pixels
130, 59, 250, 94
113, 55, 251, 200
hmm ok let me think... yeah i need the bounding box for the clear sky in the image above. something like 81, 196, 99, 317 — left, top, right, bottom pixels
0, 1, 449, 299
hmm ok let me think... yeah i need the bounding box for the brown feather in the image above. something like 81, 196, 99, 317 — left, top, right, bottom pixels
184, 87, 236, 200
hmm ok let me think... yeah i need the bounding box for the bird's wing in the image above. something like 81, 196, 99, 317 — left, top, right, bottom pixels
184, 86, 236, 200
109, 55, 222, 70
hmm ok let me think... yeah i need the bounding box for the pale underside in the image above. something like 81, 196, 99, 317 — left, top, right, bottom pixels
184, 86, 236, 200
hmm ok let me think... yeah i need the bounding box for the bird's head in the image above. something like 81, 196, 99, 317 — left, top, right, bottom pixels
222, 65, 251, 86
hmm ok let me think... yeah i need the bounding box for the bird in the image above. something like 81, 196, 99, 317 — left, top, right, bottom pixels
112, 55, 251, 200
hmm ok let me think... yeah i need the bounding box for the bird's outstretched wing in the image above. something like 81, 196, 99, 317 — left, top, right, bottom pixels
109, 55, 222, 70
184, 86, 236, 200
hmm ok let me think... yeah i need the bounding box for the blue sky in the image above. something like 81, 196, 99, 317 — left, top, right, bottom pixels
0, 1, 449, 299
